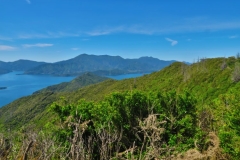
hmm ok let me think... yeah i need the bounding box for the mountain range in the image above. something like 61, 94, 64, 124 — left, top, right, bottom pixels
25, 54, 176, 76
0, 54, 177, 76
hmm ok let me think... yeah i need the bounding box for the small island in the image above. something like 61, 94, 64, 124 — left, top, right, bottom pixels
0, 87, 7, 90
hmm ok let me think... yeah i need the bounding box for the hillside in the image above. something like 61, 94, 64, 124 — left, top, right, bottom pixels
34, 72, 109, 93
0, 59, 46, 71
0, 56, 240, 159
24, 54, 175, 76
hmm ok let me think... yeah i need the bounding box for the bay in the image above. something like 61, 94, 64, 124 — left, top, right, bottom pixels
0, 71, 75, 107
0, 72, 146, 108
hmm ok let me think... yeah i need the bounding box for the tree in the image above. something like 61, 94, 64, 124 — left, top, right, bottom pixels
220, 58, 227, 70
232, 62, 240, 82
47, 90, 200, 159
236, 52, 240, 59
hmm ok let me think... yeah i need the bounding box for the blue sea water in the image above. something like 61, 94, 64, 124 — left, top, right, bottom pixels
0, 72, 146, 108
0, 71, 75, 107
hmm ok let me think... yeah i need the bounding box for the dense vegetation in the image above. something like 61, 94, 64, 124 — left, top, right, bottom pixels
46, 90, 200, 159
1, 56, 240, 159
25, 54, 175, 76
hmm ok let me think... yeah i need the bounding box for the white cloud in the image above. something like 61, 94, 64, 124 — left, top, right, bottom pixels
86, 21, 240, 36
165, 38, 178, 46
71, 48, 79, 50
26, 0, 31, 4
47, 31, 80, 38
229, 35, 238, 39
87, 26, 125, 36
9, 20, 240, 41
18, 32, 80, 39
86, 25, 156, 36
87, 31, 109, 36
125, 25, 155, 35
0, 45, 16, 51
160, 20, 240, 34
22, 43, 53, 48
19, 33, 49, 39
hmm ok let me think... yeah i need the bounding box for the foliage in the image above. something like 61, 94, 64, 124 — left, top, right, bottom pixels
45, 90, 200, 159
211, 90, 240, 159
232, 62, 240, 82
155, 90, 197, 151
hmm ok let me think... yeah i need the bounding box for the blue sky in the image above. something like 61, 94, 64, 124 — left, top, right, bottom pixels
0, 0, 240, 62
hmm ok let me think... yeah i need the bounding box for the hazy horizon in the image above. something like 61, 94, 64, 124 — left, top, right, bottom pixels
0, 53, 182, 63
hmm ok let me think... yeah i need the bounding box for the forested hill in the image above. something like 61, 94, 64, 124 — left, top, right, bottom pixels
0, 59, 46, 71
24, 54, 175, 76
34, 72, 109, 93
1, 56, 240, 159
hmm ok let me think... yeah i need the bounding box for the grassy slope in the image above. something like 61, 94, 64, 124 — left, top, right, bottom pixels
1, 56, 240, 131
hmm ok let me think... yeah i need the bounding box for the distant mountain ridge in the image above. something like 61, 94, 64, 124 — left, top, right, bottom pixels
0, 60, 46, 72
25, 54, 176, 76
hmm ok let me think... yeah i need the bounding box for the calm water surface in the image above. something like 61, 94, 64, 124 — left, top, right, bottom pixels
0, 72, 146, 107
0, 71, 75, 107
